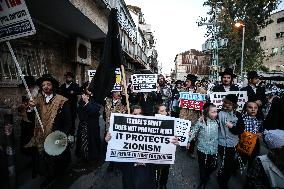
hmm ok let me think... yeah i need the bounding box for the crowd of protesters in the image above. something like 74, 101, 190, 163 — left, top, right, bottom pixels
1, 69, 284, 189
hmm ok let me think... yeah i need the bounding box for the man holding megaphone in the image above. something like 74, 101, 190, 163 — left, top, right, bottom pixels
26, 74, 73, 189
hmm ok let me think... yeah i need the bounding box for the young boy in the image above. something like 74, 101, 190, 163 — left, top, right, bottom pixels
217, 94, 244, 189
242, 101, 263, 168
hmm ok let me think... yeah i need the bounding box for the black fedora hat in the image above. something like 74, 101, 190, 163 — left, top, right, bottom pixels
247, 71, 259, 80
18, 76, 36, 87
36, 74, 59, 87
186, 74, 198, 82
64, 72, 75, 78
219, 68, 237, 78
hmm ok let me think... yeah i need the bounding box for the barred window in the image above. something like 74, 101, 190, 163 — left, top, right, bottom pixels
0, 44, 49, 86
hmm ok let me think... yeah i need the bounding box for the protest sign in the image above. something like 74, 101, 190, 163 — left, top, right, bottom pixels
0, 0, 36, 42
155, 114, 191, 147
131, 74, 157, 92
209, 91, 248, 111
179, 92, 206, 110
88, 68, 122, 91
106, 113, 176, 164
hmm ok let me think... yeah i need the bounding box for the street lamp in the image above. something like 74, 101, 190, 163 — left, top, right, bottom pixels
235, 21, 245, 81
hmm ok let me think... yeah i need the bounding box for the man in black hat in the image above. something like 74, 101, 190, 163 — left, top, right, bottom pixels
212, 68, 239, 92
59, 72, 80, 135
241, 71, 266, 117
241, 71, 266, 105
28, 74, 72, 188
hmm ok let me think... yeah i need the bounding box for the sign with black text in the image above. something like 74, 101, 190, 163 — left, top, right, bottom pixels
88, 68, 122, 91
106, 113, 176, 164
131, 74, 157, 92
155, 114, 191, 147
0, 0, 36, 42
209, 91, 248, 111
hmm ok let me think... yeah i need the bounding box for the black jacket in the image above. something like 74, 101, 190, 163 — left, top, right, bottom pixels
212, 84, 239, 92
240, 85, 267, 105
59, 82, 80, 106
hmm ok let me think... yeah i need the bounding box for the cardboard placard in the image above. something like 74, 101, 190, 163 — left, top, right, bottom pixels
106, 113, 176, 164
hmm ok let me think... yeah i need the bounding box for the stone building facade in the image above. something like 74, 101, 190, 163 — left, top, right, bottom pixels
173, 49, 210, 81
259, 10, 284, 71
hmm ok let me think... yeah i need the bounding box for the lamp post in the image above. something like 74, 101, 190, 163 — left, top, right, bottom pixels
235, 22, 245, 81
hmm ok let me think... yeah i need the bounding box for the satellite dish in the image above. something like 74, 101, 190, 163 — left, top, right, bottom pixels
44, 131, 68, 156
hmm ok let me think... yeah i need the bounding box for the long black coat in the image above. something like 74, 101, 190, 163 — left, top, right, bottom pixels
240, 85, 267, 105
59, 82, 81, 115
76, 99, 101, 160
212, 84, 239, 92
263, 96, 284, 130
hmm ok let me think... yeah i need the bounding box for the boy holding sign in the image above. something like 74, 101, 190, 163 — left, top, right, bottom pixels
105, 106, 178, 189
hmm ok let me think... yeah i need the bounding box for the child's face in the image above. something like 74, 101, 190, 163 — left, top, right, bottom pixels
208, 107, 218, 119
132, 108, 142, 115
223, 101, 234, 112
246, 102, 258, 117
158, 106, 167, 115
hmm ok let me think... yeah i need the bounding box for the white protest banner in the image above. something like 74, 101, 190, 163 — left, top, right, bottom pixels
0, 0, 36, 42
106, 113, 176, 164
209, 91, 248, 111
88, 68, 122, 91
155, 114, 191, 147
131, 74, 157, 92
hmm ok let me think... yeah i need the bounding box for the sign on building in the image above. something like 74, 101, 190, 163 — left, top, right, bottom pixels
209, 91, 248, 111
0, 0, 36, 42
106, 113, 176, 164
179, 92, 206, 111
131, 74, 157, 92
88, 68, 122, 91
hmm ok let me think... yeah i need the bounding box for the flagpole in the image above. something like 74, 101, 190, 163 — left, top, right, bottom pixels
6, 41, 44, 132
120, 65, 130, 114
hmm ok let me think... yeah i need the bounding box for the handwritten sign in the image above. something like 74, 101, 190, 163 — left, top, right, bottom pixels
131, 74, 157, 92
209, 91, 248, 111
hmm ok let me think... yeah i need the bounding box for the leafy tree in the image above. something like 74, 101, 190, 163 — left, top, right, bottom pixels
203, 0, 280, 72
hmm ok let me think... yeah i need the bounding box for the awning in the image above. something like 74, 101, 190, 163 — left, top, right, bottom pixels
26, 0, 106, 40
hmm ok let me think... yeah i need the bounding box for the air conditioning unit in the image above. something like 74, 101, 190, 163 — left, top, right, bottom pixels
75, 37, 91, 65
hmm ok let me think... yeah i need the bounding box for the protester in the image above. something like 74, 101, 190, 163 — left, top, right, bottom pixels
240, 101, 263, 168
245, 130, 284, 189
18, 76, 38, 156
75, 81, 101, 162
212, 68, 239, 92
137, 92, 157, 116
59, 72, 81, 135
217, 94, 244, 189
241, 71, 267, 118
27, 74, 72, 188
179, 74, 206, 159
187, 103, 219, 189
105, 105, 156, 189
263, 93, 284, 130
157, 74, 172, 111
155, 104, 171, 189
171, 80, 183, 118
104, 91, 126, 172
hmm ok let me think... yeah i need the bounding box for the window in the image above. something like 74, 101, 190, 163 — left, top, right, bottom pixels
272, 47, 279, 55
277, 17, 284, 24
281, 46, 284, 55
276, 32, 284, 38
0, 44, 49, 85
260, 36, 266, 42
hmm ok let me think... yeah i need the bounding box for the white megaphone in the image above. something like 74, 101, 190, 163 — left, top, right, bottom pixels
44, 131, 72, 156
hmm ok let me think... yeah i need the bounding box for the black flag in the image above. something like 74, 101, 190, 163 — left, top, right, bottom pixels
90, 9, 123, 104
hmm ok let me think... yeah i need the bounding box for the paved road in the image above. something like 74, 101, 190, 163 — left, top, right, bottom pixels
18, 114, 268, 189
